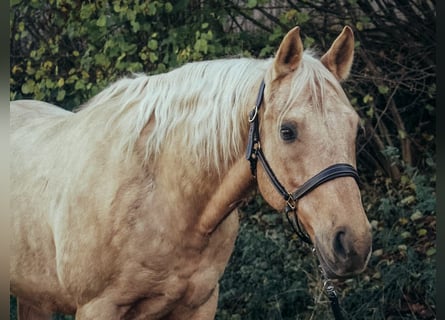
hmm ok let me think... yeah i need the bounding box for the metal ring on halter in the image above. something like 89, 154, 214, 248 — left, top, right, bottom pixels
248, 105, 258, 123
286, 194, 296, 211
319, 265, 344, 320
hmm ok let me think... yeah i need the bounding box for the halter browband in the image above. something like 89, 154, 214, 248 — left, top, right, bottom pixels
245, 80, 360, 244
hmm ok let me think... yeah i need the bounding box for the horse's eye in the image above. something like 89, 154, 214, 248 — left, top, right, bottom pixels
280, 124, 297, 142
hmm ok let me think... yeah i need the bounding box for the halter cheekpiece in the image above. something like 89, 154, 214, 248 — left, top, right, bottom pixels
245, 80, 361, 244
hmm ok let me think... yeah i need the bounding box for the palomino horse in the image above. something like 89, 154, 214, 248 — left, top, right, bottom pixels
10, 26, 372, 319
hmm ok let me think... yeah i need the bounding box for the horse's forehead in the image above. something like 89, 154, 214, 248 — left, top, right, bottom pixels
271, 69, 343, 99
274, 80, 356, 121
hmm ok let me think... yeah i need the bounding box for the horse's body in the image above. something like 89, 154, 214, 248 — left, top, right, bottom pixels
10, 27, 372, 319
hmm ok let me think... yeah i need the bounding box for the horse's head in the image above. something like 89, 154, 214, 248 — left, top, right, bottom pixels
255, 26, 372, 278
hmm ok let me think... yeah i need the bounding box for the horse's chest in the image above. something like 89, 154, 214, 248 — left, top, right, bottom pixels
131, 211, 240, 318
175, 212, 240, 306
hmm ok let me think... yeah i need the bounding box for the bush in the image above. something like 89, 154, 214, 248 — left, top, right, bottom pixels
216, 199, 315, 320
216, 160, 436, 319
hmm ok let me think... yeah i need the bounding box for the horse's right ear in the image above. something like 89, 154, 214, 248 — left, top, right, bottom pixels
273, 26, 303, 81
321, 26, 354, 81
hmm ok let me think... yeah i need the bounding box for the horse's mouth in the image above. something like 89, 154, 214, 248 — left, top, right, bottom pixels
314, 245, 367, 279
314, 248, 339, 279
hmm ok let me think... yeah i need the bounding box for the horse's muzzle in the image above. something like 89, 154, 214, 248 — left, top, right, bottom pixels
315, 226, 372, 279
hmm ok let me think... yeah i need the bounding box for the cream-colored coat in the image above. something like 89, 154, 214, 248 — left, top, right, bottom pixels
10, 26, 371, 319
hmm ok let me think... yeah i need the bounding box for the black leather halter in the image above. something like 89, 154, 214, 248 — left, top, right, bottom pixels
245, 80, 360, 244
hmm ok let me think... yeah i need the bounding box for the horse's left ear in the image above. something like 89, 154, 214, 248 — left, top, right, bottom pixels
321, 26, 354, 81
273, 26, 304, 81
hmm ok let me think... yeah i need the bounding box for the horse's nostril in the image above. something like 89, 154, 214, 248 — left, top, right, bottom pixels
333, 230, 348, 259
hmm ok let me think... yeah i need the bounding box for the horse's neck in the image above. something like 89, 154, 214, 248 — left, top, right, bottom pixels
126, 64, 266, 238
135, 125, 255, 239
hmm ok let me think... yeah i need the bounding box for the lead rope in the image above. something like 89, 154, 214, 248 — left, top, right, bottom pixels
287, 206, 345, 320
314, 248, 345, 320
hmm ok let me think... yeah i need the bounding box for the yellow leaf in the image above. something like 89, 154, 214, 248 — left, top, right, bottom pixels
401, 195, 415, 205
81, 71, 90, 79
410, 210, 423, 221
426, 248, 436, 256
43, 61, 53, 70
12, 65, 23, 74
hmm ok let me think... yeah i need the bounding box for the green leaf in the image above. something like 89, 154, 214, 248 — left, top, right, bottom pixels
247, 0, 257, 8
363, 94, 373, 103
401, 231, 411, 239
45, 79, 55, 89
147, 2, 157, 15
426, 247, 436, 256
149, 52, 158, 63
11, 0, 22, 6
126, 9, 136, 21
410, 210, 423, 221
113, 3, 120, 12
94, 53, 110, 68
147, 39, 158, 50
165, 2, 173, 13
74, 80, 85, 90
21, 79, 35, 94
284, 9, 298, 22
96, 15, 107, 27
378, 85, 389, 95
80, 3, 95, 20
56, 89, 66, 101
18, 21, 25, 32
194, 39, 208, 54
131, 21, 140, 33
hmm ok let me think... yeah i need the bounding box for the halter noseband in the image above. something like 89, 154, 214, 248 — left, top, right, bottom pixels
245, 80, 360, 244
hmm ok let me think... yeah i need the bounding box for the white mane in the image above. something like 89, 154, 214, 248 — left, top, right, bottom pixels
76, 51, 347, 174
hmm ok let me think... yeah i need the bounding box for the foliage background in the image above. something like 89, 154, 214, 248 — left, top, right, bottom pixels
10, 0, 436, 319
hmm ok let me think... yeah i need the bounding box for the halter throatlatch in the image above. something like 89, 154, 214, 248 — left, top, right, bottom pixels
246, 80, 357, 320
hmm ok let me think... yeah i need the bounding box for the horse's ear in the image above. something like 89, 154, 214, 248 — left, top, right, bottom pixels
273, 26, 303, 81
321, 26, 354, 81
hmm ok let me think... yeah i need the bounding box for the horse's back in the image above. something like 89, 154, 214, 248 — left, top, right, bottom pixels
10, 99, 71, 129
10, 99, 73, 200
